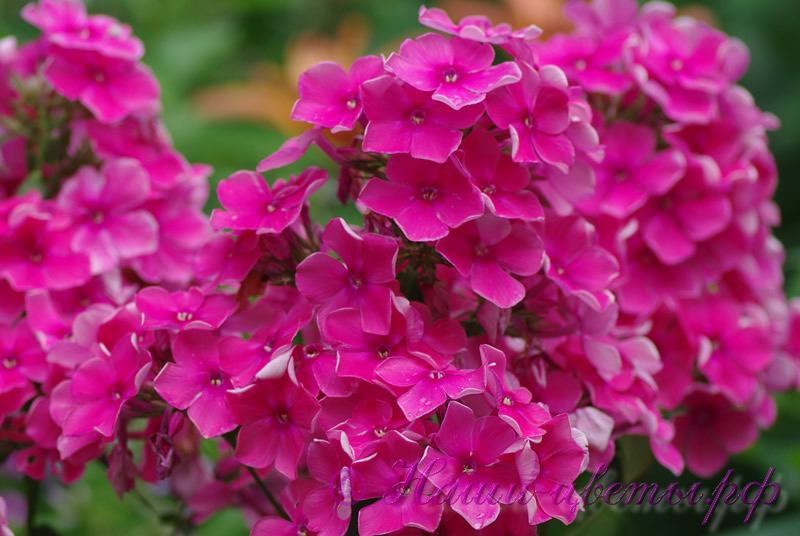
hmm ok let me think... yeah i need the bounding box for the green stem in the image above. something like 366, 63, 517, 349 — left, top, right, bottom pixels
245, 466, 289, 520
24, 475, 40, 534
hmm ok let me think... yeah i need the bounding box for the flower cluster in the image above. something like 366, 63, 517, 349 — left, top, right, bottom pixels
1, 0, 798, 535
1, 0, 210, 505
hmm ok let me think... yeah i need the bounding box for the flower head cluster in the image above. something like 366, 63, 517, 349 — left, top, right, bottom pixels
1, 1, 797, 535
1, 0, 209, 495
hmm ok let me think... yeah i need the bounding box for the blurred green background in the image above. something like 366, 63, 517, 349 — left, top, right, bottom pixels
1, 0, 799, 534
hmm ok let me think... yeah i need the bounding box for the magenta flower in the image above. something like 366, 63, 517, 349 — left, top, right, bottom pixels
520, 414, 587, 525
481, 345, 550, 439
23, 0, 144, 60
295, 217, 398, 335
418, 5, 542, 45
43, 47, 159, 123
352, 431, 443, 536
360, 75, 483, 163
672, 387, 758, 477
580, 121, 686, 218
332, 397, 424, 459
457, 127, 543, 221
542, 214, 619, 311
386, 33, 521, 109
375, 356, 486, 420
210, 167, 326, 234
62, 335, 151, 437
436, 214, 544, 308
251, 480, 322, 536
417, 402, 520, 529
57, 159, 158, 273
0, 206, 91, 291
303, 437, 360, 536
0, 320, 47, 396
320, 304, 413, 382
640, 159, 732, 265
153, 331, 237, 439
485, 62, 575, 172
226, 362, 320, 479
292, 56, 385, 132
135, 286, 238, 331
359, 155, 484, 242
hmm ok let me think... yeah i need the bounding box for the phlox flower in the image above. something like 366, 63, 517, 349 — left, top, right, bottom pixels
386, 33, 521, 110
44, 47, 159, 123
57, 158, 158, 273
436, 214, 544, 308
418, 5, 542, 45
60, 334, 151, 437
358, 154, 484, 242
152, 331, 237, 439
135, 286, 238, 331
295, 217, 398, 335
210, 168, 326, 234
360, 75, 483, 163
292, 56, 385, 132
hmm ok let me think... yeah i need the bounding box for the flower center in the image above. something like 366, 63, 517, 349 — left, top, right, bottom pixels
376, 346, 389, 359
481, 184, 496, 195
210, 378, 222, 386
420, 186, 438, 201
462, 463, 475, 474
575, 59, 587, 71
474, 243, 489, 258
429, 371, 445, 380
304, 345, 320, 358
30, 253, 42, 264
279, 413, 289, 423
113, 391, 122, 400
503, 395, 513, 406
176, 312, 192, 322
350, 275, 363, 288
92, 211, 105, 224
374, 427, 387, 437
346, 96, 358, 110
443, 68, 459, 83
523, 116, 533, 128
94, 71, 105, 83
2, 357, 17, 369
671, 59, 683, 71
80, 29, 90, 39
615, 170, 627, 182
263, 344, 273, 353
411, 110, 425, 125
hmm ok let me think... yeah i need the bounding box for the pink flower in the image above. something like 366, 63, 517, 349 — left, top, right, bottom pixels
251, 480, 322, 536
61, 335, 151, 437
135, 286, 238, 331
481, 345, 550, 439
629, 11, 750, 123
352, 431, 443, 536
520, 414, 587, 525
57, 159, 158, 273
436, 214, 544, 308
640, 159, 731, 265
542, 214, 619, 311
210, 168, 326, 233
320, 303, 413, 382
358, 155, 484, 242
360, 75, 483, 163
457, 127, 543, 221
417, 402, 520, 529
0, 205, 91, 291
43, 47, 159, 123
303, 437, 360, 536
23, 0, 144, 60
0, 320, 47, 396
418, 5, 542, 45
292, 56, 385, 132
375, 357, 486, 421
484, 62, 576, 172
226, 360, 320, 479
295, 217, 398, 335
153, 331, 237, 439
580, 121, 686, 218
386, 33, 521, 109
672, 387, 758, 477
